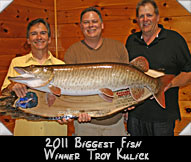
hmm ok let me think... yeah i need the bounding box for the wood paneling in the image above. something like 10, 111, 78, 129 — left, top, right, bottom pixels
0, 0, 191, 135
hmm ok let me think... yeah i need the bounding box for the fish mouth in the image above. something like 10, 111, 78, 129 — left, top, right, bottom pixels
8, 66, 36, 81
14, 67, 29, 75
8, 74, 45, 88
8, 74, 36, 81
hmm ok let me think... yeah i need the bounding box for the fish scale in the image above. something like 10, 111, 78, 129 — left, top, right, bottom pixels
56, 64, 150, 95
9, 58, 174, 108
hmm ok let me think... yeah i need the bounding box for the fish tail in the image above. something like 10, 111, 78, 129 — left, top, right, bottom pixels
154, 74, 175, 108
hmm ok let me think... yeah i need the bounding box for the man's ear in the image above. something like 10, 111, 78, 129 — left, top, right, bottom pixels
101, 23, 104, 30
157, 14, 160, 22
27, 39, 31, 45
80, 23, 83, 30
48, 37, 51, 44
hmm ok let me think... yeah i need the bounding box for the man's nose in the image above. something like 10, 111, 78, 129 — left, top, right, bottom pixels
88, 21, 94, 27
37, 33, 42, 39
143, 15, 148, 21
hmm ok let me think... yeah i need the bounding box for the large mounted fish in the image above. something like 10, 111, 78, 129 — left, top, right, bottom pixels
3, 57, 174, 119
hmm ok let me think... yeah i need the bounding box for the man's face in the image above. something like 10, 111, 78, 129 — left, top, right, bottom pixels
27, 23, 51, 50
137, 3, 159, 35
80, 11, 104, 39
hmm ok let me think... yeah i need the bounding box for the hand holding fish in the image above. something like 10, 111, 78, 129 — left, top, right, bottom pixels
57, 113, 91, 124
57, 118, 73, 124
123, 106, 135, 121
8, 82, 28, 98
78, 113, 91, 123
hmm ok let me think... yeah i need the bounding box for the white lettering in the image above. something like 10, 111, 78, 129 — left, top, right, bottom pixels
121, 137, 142, 148
117, 148, 149, 160
74, 137, 114, 148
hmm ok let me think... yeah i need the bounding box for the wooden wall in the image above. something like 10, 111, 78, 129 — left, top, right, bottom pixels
0, 0, 191, 135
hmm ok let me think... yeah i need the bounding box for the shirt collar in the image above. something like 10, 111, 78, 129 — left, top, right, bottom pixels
140, 24, 164, 40
25, 51, 54, 64
136, 24, 166, 41
141, 34, 159, 40
81, 38, 104, 50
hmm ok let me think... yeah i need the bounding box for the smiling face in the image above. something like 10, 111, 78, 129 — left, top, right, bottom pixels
80, 11, 104, 40
137, 3, 159, 36
27, 23, 51, 51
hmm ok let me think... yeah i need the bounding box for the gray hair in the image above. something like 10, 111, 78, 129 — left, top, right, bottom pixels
26, 18, 51, 38
136, 0, 159, 17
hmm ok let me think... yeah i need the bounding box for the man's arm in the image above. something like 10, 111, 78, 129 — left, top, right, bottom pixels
2, 82, 28, 98
165, 72, 191, 91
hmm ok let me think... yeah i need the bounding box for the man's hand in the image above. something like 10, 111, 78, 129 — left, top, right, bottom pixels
57, 118, 73, 125
5, 82, 28, 98
123, 106, 135, 121
57, 113, 91, 124
78, 113, 91, 123
11, 83, 28, 98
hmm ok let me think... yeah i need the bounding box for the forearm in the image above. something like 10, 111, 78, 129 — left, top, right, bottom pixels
1, 82, 16, 94
170, 72, 191, 88
2, 82, 28, 98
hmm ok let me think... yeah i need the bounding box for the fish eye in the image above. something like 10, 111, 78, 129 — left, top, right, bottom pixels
33, 68, 40, 73
44, 68, 48, 72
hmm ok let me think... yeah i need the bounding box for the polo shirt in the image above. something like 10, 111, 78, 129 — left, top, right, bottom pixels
1, 51, 67, 136
126, 24, 191, 121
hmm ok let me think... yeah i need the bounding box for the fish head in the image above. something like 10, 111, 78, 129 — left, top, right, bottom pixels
8, 65, 54, 88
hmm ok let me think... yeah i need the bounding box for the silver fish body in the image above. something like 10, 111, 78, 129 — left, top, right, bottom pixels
10, 63, 157, 93
51, 63, 158, 96
9, 61, 174, 108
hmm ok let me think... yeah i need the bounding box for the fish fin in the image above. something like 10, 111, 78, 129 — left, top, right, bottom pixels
130, 56, 149, 72
129, 86, 145, 100
99, 88, 114, 98
99, 93, 113, 103
46, 93, 56, 107
154, 74, 175, 108
48, 85, 61, 96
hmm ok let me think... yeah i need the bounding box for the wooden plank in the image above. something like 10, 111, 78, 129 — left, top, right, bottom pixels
0, 116, 15, 134
158, 0, 190, 17
179, 101, 191, 118
0, 55, 16, 71
57, 0, 139, 10
0, 71, 8, 89
9, 0, 54, 10
175, 100, 191, 135
0, 4, 55, 24
179, 85, 191, 101
174, 118, 191, 136
57, 0, 190, 24
161, 15, 191, 33
0, 38, 30, 54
